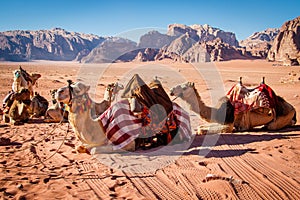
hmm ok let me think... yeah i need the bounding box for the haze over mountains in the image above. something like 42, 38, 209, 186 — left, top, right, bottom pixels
0, 16, 299, 65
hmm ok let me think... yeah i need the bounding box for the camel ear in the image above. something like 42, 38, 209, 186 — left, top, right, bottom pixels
72, 82, 89, 95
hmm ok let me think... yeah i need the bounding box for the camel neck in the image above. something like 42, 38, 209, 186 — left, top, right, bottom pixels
183, 87, 213, 122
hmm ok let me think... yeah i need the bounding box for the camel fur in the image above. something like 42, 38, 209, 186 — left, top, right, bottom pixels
170, 82, 234, 133
44, 89, 68, 123
28, 92, 49, 118
56, 82, 134, 153
92, 82, 124, 117
45, 82, 123, 123
12, 66, 41, 98
3, 89, 31, 125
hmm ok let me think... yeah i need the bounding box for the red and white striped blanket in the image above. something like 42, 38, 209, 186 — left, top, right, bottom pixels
227, 83, 277, 114
99, 99, 192, 150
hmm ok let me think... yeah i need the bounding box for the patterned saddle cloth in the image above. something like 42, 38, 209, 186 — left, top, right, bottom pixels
227, 82, 278, 114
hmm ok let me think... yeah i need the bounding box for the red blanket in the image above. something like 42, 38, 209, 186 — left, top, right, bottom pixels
99, 99, 192, 150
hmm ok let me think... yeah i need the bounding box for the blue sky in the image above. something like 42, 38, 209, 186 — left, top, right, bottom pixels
0, 0, 299, 41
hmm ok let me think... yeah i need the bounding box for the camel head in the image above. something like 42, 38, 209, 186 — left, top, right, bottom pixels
56, 81, 90, 104
50, 89, 58, 99
104, 82, 124, 102
13, 70, 23, 82
170, 82, 196, 100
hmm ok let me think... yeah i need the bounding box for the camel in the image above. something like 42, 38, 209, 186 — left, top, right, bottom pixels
56, 81, 135, 153
28, 92, 49, 118
170, 82, 235, 133
227, 78, 296, 131
45, 82, 123, 123
12, 66, 41, 98
3, 89, 31, 125
92, 82, 124, 117
44, 89, 68, 123
170, 79, 296, 132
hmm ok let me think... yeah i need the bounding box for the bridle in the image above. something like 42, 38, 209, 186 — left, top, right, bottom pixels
67, 80, 74, 105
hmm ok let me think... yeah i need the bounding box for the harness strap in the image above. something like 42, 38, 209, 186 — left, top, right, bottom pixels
67, 80, 73, 105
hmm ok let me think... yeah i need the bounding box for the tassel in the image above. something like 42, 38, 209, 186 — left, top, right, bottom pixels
167, 132, 172, 144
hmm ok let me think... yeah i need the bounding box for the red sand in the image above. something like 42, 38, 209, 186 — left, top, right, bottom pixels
0, 60, 299, 199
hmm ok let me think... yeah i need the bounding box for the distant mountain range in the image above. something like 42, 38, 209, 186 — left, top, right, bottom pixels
1, 16, 299, 65
0, 28, 104, 61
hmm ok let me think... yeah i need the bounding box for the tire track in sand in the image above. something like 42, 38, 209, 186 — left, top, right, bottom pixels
219, 134, 299, 199
211, 140, 279, 199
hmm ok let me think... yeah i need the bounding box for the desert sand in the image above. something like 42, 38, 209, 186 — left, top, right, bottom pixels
0, 59, 300, 199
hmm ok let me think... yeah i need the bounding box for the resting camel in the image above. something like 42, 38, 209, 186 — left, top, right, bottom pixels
170, 79, 296, 132
170, 82, 235, 133
28, 92, 49, 118
3, 89, 31, 125
56, 81, 135, 153
44, 89, 68, 123
92, 82, 124, 117
12, 66, 41, 98
45, 82, 123, 123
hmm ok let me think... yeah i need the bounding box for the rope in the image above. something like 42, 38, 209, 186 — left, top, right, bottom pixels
0, 120, 71, 169
172, 96, 179, 101
0, 108, 68, 154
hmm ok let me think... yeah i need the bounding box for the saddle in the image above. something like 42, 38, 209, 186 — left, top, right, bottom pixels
121, 74, 179, 147
227, 77, 278, 114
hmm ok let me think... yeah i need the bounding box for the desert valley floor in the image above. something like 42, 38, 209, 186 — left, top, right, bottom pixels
0, 60, 300, 199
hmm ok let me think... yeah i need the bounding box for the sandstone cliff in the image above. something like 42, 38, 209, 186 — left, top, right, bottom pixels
267, 16, 300, 65
240, 28, 279, 58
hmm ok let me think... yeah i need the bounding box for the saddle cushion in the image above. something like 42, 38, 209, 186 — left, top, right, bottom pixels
227, 83, 277, 114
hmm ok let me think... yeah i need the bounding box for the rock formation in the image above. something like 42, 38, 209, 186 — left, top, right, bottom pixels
0, 28, 104, 61
134, 48, 159, 62
81, 37, 137, 63
240, 28, 279, 58
138, 31, 174, 49
267, 16, 300, 65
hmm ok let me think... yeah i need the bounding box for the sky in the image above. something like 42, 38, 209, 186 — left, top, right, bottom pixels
0, 0, 299, 41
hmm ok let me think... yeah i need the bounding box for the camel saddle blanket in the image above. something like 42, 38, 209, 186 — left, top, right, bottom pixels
99, 99, 192, 150
227, 83, 277, 114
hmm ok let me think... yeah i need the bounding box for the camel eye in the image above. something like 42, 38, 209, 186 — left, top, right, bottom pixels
15, 71, 20, 78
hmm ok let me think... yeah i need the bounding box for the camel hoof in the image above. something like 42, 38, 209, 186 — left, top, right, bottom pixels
76, 145, 90, 154
197, 123, 233, 135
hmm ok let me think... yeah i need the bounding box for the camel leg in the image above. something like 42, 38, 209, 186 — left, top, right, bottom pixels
267, 109, 296, 130
44, 110, 64, 123
89, 141, 136, 154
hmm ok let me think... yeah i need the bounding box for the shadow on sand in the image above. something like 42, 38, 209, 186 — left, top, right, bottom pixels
186, 125, 300, 158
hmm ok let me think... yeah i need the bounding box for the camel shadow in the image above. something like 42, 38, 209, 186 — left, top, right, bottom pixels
185, 125, 300, 158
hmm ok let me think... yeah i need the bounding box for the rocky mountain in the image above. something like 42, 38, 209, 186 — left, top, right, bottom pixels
134, 48, 159, 62
239, 28, 279, 58
138, 30, 174, 49
267, 16, 300, 66
153, 24, 246, 62
81, 37, 138, 63
0, 28, 104, 61
82, 23, 244, 63
168, 24, 239, 47
1, 22, 288, 63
